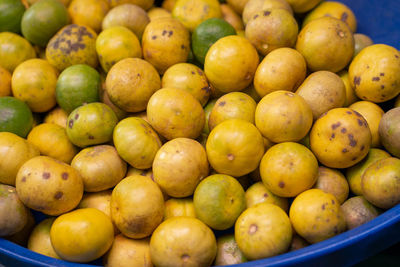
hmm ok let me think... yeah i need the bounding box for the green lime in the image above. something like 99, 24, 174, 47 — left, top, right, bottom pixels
0, 96, 33, 138
0, 0, 26, 33
192, 17, 236, 65
56, 64, 100, 113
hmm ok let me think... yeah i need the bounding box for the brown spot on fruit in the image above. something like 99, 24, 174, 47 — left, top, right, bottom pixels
263, 193, 269, 198
181, 254, 190, 261
54, 191, 63, 200
253, 14, 259, 19
152, 35, 157, 40
21, 176, 26, 182
346, 111, 352, 115
342, 148, 349, 153
381, 85, 385, 89
353, 111, 363, 118
348, 134, 357, 147
372, 77, 380, 81
331, 122, 341, 130
181, 44, 185, 49
278, 181, 285, 188
227, 153, 234, 161
341, 128, 347, 133
74, 114, 79, 120
330, 133, 335, 140
380, 73, 385, 76
168, 31, 173, 37
263, 11, 271, 16
219, 101, 226, 106
61, 172, 69, 180
68, 119, 74, 128
352, 157, 357, 161
357, 119, 363, 126
191, 71, 195, 75
354, 76, 361, 86
88, 135, 94, 140
42, 172, 51, 179
322, 204, 326, 210
360, 145, 365, 151
249, 224, 258, 235
162, 30, 167, 36
341, 12, 348, 21
332, 199, 335, 204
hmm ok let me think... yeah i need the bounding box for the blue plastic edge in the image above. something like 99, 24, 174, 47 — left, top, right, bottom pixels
1, 203, 400, 267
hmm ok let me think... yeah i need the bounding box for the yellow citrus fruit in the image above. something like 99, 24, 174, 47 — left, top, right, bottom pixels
68, 0, 110, 33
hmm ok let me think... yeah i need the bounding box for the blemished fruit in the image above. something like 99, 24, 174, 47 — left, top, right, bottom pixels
0, 32, 36, 72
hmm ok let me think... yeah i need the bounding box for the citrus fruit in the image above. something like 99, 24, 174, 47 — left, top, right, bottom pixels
192, 18, 236, 64
21, 0, 69, 47
313, 166, 349, 204
0, 66, 11, 97
43, 107, 68, 128
285, 0, 322, 13
193, 174, 246, 230
108, 0, 154, 10
341, 196, 380, 230
215, 234, 247, 265
164, 198, 196, 220
245, 181, 289, 211
0, 0, 26, 33
56, 64, 101, 113
68, 0, 109, 33
242, 0, 293, 25
220, 3, 244, 31
27, 218, 60, 259
0, 32, 36, 72
0, 96, 33, 138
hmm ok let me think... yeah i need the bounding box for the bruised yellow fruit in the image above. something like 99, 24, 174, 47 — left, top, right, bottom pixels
27, 123, 78, 163
255, 91, 313, 143
0, 132, 39, 186
206, 119, 264, 177
208, 92, 256, 131
15, 156, 83, 216
245, 181, 288, 212
106, 58, 160, 112
172, 0, 222, 32
142, 17, 190, 74
50, 208, 114, 262
68, 0, 110, 33
164, 198, 196, 220
349, 44, 400, 103
96, 26, 142, 73
254, 48, 306, 97
104, 235, 152, 267
111, 175, 164, 238
27, 218, 60, 259
147, 88, 205, 140
204, 35, 259, 93
242, 0, 293, 25
313, 166, 349, 204
12, 59, 58, 113
341, 196, 380, 230
260, 142, 318, 197
150, 217, 217, 267
220, 4, 244, 31
289, 189, 346, 244
46, 24, 98, 71
310, 108, 371, 168
235, 203, 292, 260
153, 138, 209, 198
296, 71, 346, 120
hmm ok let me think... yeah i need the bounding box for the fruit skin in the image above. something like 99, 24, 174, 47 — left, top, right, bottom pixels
0, 132, 39, 186
164, 198, 196, 220
191, 17, 236, 64
313, 166, 349, 204
21, 0, 69, 47
111, 175, 164, 239
296, 16, 354, 73
260, 142, 318, 198
0, 97, 33, 138
108, 0, 154, 10
147, 88, 205, 140
113, 117, 162, 170
310, 108, 371, 169
341, 196, 380, 230
66, 102, 118, 148
46, 24, 98, 71
339, 70, 359, 107
0, 0, 26, 33
96, 26, 142, 73
27, 123, 78, 164
50, 208, 114, 263
150, 217, 217, 267
220, 3, 244, 31
0, 32, 36, 73
56, 64, 100, 113
105, 58, 161, 113
289, 189, 346, 244
206, 119, 264, 177
353, 33, 373, 58
255, 90, 313, 143
71, 145, 127, 192
0, 184, 29, 236
193, 174, 246, 230
235, 203, 292, 260
153, 138, 209, 198
142, 17, 190, 74
242, 0, 293, 25
44, 107, 68, 128
215, 234, 247, 265
346, 148, 390, 196
15, 156, 84, 216
378, 107, 400, 158
0, 66, 11, 97
27, 218, 60, 259
286, 0, 322, 13
204, 35, 259, 93
349, 44, 400, 103
245, 181, 289, 212
103, 235, 152, 267
361, 157, 400, 209
68, 0, 109, 33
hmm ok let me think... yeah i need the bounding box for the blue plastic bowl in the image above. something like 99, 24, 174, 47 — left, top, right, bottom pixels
1, 0, 400, 266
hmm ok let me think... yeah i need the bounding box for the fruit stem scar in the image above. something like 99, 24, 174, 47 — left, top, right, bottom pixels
249, 224, 258, 235
227, 153, 235, 161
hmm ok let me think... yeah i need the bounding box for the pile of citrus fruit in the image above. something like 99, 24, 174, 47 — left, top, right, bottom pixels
1, 0, 400, 266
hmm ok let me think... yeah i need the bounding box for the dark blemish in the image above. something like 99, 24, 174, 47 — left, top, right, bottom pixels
152, 35, 157, 40
382, 94, 386, 97
21, 176, 26, 182
329, 98, 334, 103
162, 30, 167, 36
341, 128, 347, 133
396, 55, 399, 59
230, 198, 234, 204
360, 145, 365, 151
74, 114, 79, 120
330, 133, 335, 140
354, 76, 361, 86
381, 85, 385, 89
346, 111, 352, 115
42, 172, 51, 179
253, 14, 259, 19
322, 204, 326, 210
88, 135, 94, 140
278, 181, 285, 188
191, 71, 195, 75
248, 224, 258, 235
140, 171, 147, 176
263, 193, 269, 198
54, 191, 63, 200
181, 44, 185, 49
366, 65, 370, 69
141, 155, 145, 159
68, 119, 74, 128
342, 148, 349, 153
137, 73, 141, 77
219, 101, 226, 106
334, 226, 339, 234
348, 134, 357, 147
341, 12, 348, 21
181, 254, 190, 261
61, 172, 69, 180
197, 69, 203, 75
263, 11, 271, 16
380, 73, 385, 76
201, 86, 211, 93
227, 153, 234, 161
168, 31, 173, 37
357, 118, 363, 126
331, 122, 341, 130
326, 219, 330, 222
372, 77, 380, 81
332, 199, 335, 204
353, 110, 363, 118
69, 42, 86, 52
352, 157, 357, 161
